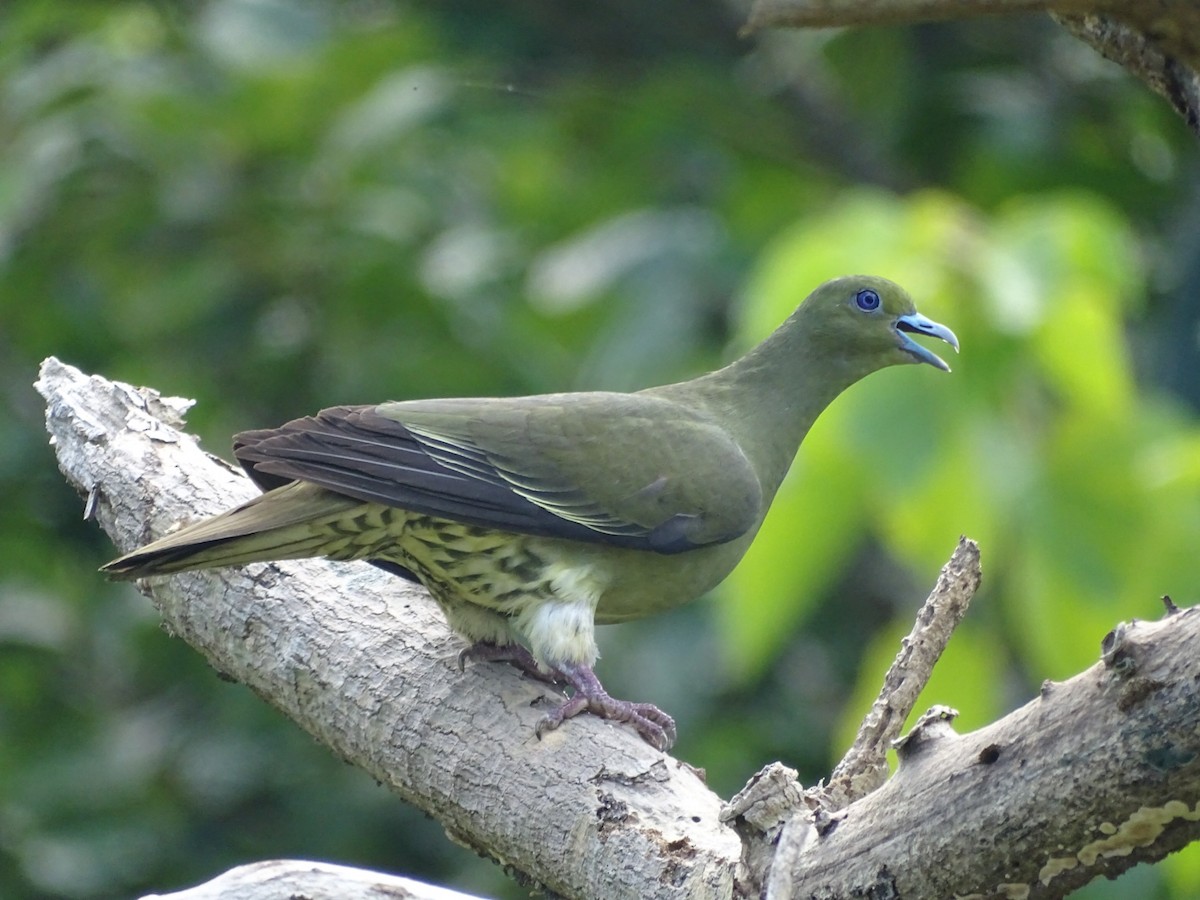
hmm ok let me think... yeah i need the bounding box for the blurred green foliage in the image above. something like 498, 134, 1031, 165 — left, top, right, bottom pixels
2, 1, 1199, 898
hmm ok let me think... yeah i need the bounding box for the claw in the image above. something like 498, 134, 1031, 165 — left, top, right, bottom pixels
458, 641, 563, 685
536, 662, 676, 751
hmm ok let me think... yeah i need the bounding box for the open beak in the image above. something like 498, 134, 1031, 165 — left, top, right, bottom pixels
896, 313, 959, 372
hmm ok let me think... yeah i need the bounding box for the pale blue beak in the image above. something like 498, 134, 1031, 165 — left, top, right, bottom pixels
896, 313, 959, 372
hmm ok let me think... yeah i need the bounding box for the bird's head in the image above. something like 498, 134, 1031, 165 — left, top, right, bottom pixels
800, 274, 959, 374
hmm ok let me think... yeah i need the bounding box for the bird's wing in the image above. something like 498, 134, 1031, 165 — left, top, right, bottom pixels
233, 394, 763, 555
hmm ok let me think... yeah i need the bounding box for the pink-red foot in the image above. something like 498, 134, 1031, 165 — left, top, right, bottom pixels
458, 640, 563, 685
535, 662, 676, 751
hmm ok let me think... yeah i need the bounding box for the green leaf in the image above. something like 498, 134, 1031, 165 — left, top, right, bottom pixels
720, 407, 866, 682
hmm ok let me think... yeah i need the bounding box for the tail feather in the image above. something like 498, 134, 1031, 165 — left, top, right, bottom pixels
102, 481, 364, 579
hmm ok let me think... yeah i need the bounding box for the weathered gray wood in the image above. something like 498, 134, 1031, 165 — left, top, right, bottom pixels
766, 610, 1200, 898
139, 859, 488, 900
38, 357, 1200, 899
822, 537, 981, 808
37, 357, 742, 900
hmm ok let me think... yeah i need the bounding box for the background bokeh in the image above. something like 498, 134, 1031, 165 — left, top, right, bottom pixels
3, 2, 1199, 897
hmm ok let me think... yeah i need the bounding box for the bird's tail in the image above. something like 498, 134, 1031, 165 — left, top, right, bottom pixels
101, 481, 364, 579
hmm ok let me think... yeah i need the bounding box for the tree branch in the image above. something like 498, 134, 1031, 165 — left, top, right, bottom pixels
746, 0, 1069, 30
744, 0, 1200, 139
821, 536, 980, 809
140, 860, 489, 900
720, 539, 982, 893
37, 357, 742, 900
37, 358, 1200, 899
1053, 10, 1200, 136
763, 605, 1200, 897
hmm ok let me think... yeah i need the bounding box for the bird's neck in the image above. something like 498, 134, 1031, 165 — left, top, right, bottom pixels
657, 313, 871, 502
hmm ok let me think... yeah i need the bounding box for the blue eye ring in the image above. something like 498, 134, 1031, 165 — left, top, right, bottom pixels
855, 289, 880, 311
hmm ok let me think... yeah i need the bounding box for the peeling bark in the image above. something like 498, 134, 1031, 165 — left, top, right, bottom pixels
761, 610, 1200, 898
37, 358, 1200, 899
37, 357, 742, 900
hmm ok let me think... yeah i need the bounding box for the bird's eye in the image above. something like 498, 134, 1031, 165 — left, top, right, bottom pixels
855, 289, 881, 311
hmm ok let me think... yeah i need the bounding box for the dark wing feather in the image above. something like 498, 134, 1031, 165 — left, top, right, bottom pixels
233, 405, 703, 553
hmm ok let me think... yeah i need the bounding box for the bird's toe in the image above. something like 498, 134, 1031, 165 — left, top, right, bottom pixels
534, 686, 676, 751
459, 640, 562, 685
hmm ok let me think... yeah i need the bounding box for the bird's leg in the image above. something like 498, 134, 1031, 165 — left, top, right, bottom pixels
458, 640, 564, 685
536, 662, 677, 751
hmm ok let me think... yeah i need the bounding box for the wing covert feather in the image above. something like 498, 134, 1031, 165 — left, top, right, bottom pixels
234, 394, 763, 554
